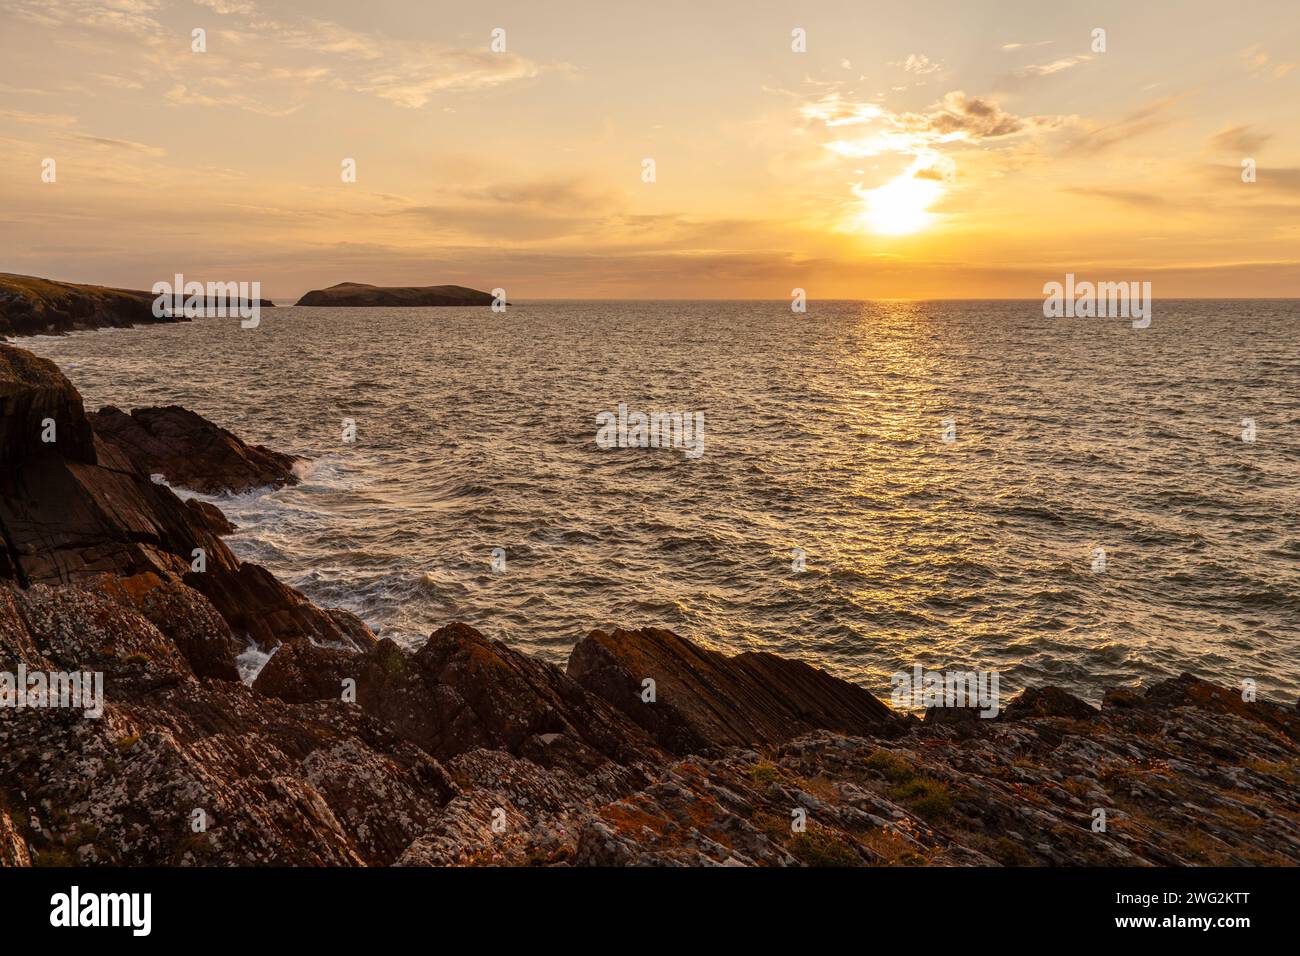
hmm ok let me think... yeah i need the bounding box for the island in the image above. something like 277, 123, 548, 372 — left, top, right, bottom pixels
294, 282, 499, 307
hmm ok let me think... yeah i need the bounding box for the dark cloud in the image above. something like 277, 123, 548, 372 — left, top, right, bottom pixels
903, 92, 1026, 139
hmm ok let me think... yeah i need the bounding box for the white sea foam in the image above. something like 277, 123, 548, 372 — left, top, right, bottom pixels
236, 640, 277, 684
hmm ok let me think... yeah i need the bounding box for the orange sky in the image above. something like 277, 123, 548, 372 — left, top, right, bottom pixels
1, 0, 1298, 298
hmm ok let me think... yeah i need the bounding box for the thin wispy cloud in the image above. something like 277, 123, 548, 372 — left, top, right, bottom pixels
1208, 124, 1272, 155
1016, 55, 1091, 78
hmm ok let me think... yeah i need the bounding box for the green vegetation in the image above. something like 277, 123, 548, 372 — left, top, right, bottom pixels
789, 829, 862, 867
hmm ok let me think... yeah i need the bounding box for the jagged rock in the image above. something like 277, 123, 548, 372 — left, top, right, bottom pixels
0, 344, 372, 653
255, 624, 663, 774
252, 640, 355, 704
0, 345, 95, 466
922, 705, 986, 738
3, 344, 1299, 869
1102, 687, 1143, 709
1002, 686, 1100, 721
186, 562, 374, 652
184, 498, 236, 536
90, 405, 299, 495
567, 627, 901, 754
0, 585, 454, 865
0, 808, 31, 867
1143, 673, 1300, 741
80, 572, 241, 682
295, 282, 496, 307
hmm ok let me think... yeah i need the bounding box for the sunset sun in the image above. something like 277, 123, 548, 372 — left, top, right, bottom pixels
860, 174, 945, 235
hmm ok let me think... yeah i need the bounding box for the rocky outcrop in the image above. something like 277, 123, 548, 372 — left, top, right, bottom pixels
401, 671, 1300, 867
0, 344, 370, 652
0, 274, 275, 339
294, 282, 497, 307
567, 627, 901, 754
255, 623, 662, 776
0, 582, 454, 865
0, 274, 164, 339
89, 405, 299, 494
0, 344, 96, 466
1002, 685, 1100, 721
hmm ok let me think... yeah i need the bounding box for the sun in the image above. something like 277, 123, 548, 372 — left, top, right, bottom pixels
859, 174, 944, 235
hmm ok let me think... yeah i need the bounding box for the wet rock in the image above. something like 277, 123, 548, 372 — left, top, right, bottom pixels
567, 627, 901, 754
184, 498, 236, 536
90, 405, 299, 495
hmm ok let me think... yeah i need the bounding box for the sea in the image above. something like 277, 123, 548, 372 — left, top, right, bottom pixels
21, 299, 1300, 705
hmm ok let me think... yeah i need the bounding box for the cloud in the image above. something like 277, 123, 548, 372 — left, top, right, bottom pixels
164, 83, 302, 117
800, 88, 1068, 234
994, 54, 1092, 91
1201, 164, 1300, 193
1016, 55, 1091, 78
1061, 187, 1174, 210
8, 0, 164, 36
802, 90, 1056, 151
1060, 98, 1181, 155
194, 0, 257, 13
900, 54, 941, 76
1241, 45, 1299, 79
91, 73, 145, 90
1208, 125, 1272, 156
0, 109, 79, 127
4, 1, 552, 114
62, 132, 166, 155
0, 83, 52, 95
356, 52, 542, 108
903, 91, 1030, 138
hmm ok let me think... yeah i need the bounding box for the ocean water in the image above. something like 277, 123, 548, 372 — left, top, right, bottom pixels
21, 300, 1300, 705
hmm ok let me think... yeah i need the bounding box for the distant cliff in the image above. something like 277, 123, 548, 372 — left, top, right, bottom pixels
0, 274, 161, 338
295, 282, 498, 307
0, 274, 274, 339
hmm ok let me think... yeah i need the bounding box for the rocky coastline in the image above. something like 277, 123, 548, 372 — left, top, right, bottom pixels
1, 341, 1297, 867
0, 274, 276, 340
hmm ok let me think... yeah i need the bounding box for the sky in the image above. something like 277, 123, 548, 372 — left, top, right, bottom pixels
1, 0, 1298, 299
